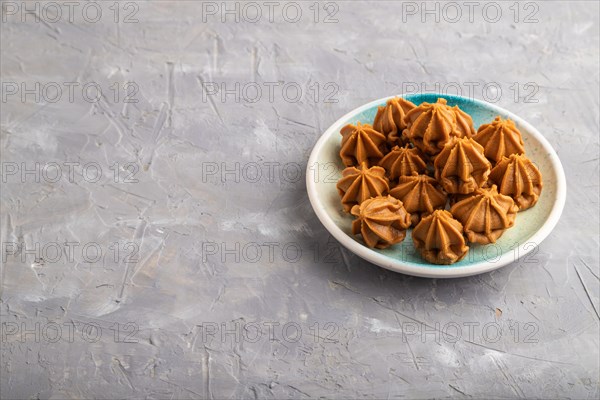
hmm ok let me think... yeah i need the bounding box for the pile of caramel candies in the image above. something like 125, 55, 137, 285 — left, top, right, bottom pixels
336, 97, 543, 265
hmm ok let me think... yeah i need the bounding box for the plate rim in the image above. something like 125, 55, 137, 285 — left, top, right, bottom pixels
305, 93, 567, 278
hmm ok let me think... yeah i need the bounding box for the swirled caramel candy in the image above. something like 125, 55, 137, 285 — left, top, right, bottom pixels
336, 163, 389, 212
450, 185, 518, 244
474, 116, 525, 164
412, 210, 469, 265
378, 145, 427, 181
350, 195, 411, 249
404, 98, 474, 155
434, 137, 492, 194
373, 97, 416, 147
340, 122, 387, 167
389, 173, 447, 226
489, 154, 543, 210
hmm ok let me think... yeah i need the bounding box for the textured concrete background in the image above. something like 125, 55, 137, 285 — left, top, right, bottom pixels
1, 1, 599, 399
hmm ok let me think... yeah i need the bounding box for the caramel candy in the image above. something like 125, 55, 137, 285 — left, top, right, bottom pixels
336, 163, 389, 213
404, 98, 473, 155
489, 154, 543, 210
389, 173, 447, 226
378, 145, 427, 181
373, 97, 416, 147
434, 137, 492, 194
450, 185, 518, 244
474, 116, 525, 164
340, 122, 387, 167
351, 195, 411, 249
412, 210, 469, 265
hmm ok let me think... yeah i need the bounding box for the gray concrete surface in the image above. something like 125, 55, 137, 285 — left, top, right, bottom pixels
1, 1, 599, 398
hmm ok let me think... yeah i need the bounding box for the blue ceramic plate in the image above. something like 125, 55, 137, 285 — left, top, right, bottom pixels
306, 94, 566, 278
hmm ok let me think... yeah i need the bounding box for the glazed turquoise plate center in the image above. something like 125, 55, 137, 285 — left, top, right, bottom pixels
306, 93, 566, 278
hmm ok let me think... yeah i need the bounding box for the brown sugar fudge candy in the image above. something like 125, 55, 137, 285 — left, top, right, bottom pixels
389, 173, 447, 226
336, 163, 389, 213
412, 210, 469, 265
434, 137, 492, 194
474, 116, 525, 164
350, 195, 411, 249
403, 98, 470, 155
450, 185, 519, 244
378, 145, 427, 181
489, 154, 543, 210
373, 97, 416, 147
340, 122, 387, 167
